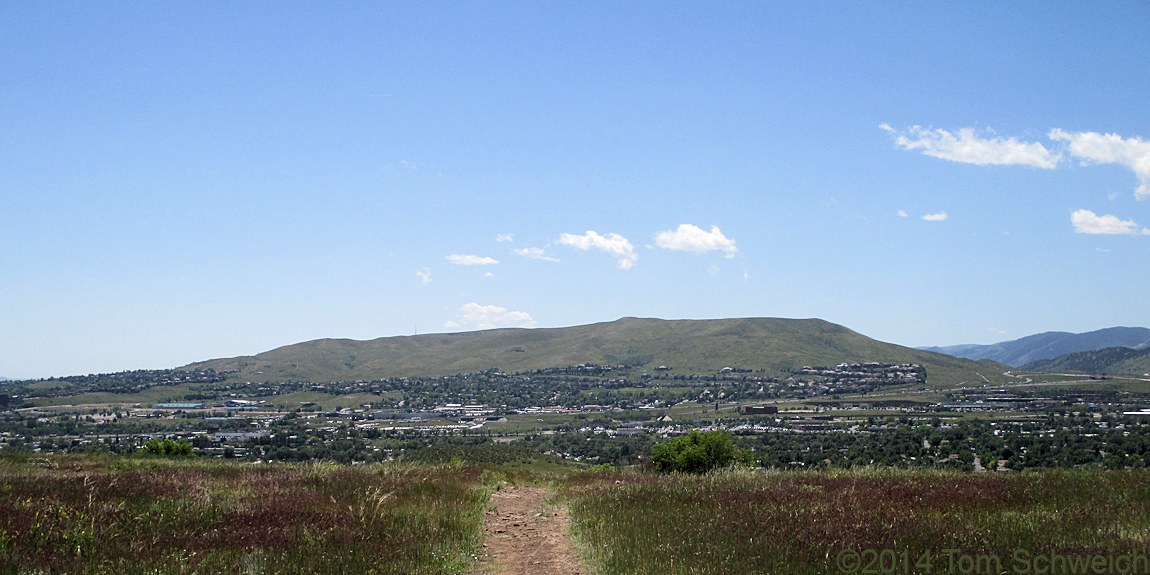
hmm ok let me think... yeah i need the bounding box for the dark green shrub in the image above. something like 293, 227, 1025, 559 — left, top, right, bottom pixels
141, 438, 196, 457
649, 430, 753, 474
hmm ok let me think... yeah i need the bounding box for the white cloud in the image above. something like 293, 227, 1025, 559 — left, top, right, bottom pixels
415, 268, 432, 285
513, 247, 560, 262
384, 159, 420, 172
496, 233, 514, 243
922, 212, 949, 222
887, 125, 1150, 200
1070, 209, 1149, 235
882, 124, 1059, 168
897, 209, 909, 218
654, 224, 739, 258
1049, 129, 1150, 200
448, 303, 537, 330
557, 230, 638, 270
446, 254, 499, 266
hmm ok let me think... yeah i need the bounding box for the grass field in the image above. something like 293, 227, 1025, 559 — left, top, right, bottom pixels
0, 454, 487, 574
564, 468, 1150, 575
9, 452, 1150, 575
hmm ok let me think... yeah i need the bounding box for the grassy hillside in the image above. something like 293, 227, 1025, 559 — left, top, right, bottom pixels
1114, 351, 1150, 376
1022, 346, 1150, 375
187, 317, 1006, 387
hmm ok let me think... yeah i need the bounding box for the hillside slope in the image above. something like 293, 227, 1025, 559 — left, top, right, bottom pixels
920, 327, 1150, 367
1022, 346, 1150, 376
186, 317, 1005, 386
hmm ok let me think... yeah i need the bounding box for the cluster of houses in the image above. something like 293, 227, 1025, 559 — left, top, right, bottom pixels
794, 362, 925, 385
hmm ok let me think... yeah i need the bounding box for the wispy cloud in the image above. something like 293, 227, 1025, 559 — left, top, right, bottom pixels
1050, 130, 1150, 200
496, 233, 514, 243
897, 209, 909, 218
922, 212, 949, 222
384, 159, 421, 171
446, 254, 499, 266
445, 303, 537, 330
557, 230, 638, 270
881, 124, 1059, 168
415, 268, 432, 285
513, 247, 560, 262
654, 224, 739, 258
886, 125, 1150, 201
1071, 209, 1149, 235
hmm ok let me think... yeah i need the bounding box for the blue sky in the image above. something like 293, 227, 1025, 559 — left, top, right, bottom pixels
3, 2, 1149, 378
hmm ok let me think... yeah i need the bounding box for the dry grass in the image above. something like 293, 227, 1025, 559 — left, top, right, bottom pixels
0, 454, 487, 574
564, 467, 1150, 575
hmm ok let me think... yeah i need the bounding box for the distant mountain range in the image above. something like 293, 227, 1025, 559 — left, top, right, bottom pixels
920, 327, 1150, 369
186, 316, 1005, 386
1020, 346, 1150, 376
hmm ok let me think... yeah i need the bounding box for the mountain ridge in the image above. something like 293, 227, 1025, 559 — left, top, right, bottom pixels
186, 316, 1005, 386
919, 327, 1150, 367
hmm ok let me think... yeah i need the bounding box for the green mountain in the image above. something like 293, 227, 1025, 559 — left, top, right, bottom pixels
1022, 346, 1150, 376
186, 317, 1006, 386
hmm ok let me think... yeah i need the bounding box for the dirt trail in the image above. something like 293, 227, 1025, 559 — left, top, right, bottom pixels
474, 485, 586, 575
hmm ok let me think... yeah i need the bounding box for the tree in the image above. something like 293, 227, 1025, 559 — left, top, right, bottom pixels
649, 430, 753, 474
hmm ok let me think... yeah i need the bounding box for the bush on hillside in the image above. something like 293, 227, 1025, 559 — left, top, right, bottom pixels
649, 430, 753, 474
141, 438, 196, 458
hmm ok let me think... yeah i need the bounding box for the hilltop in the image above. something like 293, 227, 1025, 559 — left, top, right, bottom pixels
186, 317, 1004, 386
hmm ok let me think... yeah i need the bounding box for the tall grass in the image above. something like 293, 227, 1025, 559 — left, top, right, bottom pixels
564, 468, 1150, 575
0, 454, 487, 574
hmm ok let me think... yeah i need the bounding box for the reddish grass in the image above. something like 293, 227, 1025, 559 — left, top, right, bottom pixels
0, 455, 486, 574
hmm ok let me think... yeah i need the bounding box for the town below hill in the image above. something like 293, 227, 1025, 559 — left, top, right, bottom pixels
5, 317, 1150, 471
5, 354, 1150, 471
